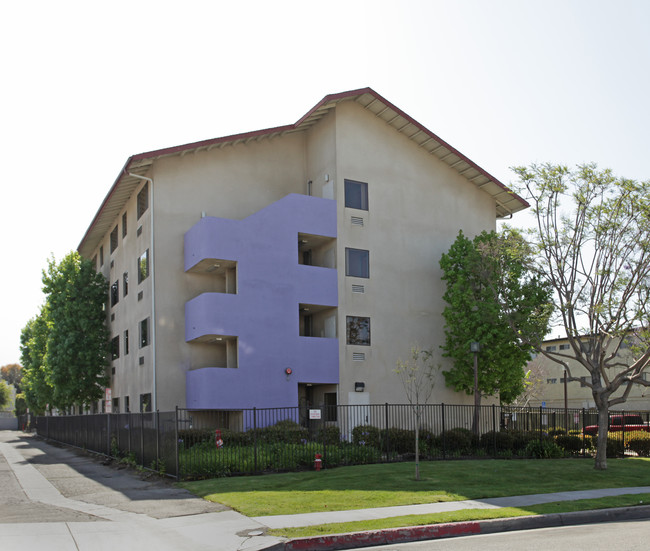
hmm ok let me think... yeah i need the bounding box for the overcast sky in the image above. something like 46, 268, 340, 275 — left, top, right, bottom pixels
2, 0, 648, 365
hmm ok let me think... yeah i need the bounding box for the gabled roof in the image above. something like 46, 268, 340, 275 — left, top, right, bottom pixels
78, 87, 528, 257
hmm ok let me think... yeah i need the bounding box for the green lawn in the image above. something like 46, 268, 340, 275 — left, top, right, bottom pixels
178, 457, 650, 517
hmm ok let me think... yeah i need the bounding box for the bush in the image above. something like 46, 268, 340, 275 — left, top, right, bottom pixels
352, 424, 381, 448
525, 438, 564, 458
627, 431, 650, 457
480, 430, 515, 453
178, 428, 214, 447
554, 434, 583, 455
382, 428, 415, 454
316, 425, 341, 445
439, 427, 478, 455
547, 427, 567, 436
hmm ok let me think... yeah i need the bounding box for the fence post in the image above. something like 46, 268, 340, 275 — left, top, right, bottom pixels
175, 406, 180, 480
492, 404, 496, 457
253, 407, 258, 474
140, 410, 145, 468
582, 408, 586, 458
156, 410, 160, 471
539, 406, 543, 445
385, 403, 389, 460
441, 403, 446, 459
107, 413, 111, 457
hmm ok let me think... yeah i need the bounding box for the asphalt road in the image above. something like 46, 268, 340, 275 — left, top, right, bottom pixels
360, 519, 650, 550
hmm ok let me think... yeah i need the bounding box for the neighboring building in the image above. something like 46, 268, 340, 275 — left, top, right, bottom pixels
527, 335, 650, 410
78, 87, 528, 416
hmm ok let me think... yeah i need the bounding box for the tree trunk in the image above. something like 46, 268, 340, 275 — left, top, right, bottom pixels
594, 405, 609, 470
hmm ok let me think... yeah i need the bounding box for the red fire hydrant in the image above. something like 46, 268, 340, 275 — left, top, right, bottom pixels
215, 429, 224, 448
314, 453, 322, 471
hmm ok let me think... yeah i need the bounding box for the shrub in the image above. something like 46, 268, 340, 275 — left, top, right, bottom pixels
525, 438, 564, 458
626, 431, 650, 457
382, 428, 415, 454
178, 428, 214, 447
547, 427, 567, 436
316, 425, 341, 445
480, 430, 515, 453
554, 434, 583, 455
352, 424, 381, 448
439, 427, 478, 455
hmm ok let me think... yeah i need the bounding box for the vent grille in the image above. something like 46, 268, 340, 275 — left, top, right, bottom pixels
352, 352, 366, 361
352, 284, 365, 293
351, 216, 364, 226
139, 356, 145, 366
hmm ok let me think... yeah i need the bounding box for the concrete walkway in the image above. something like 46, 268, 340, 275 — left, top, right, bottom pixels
2, 430, 650, 551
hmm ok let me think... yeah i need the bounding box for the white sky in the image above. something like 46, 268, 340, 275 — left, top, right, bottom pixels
2, 0, 649, 365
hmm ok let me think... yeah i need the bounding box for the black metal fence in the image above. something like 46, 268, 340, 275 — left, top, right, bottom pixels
32, 404, 650, 480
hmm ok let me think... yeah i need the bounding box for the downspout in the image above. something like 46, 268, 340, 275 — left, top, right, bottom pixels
128, 172, 157, 414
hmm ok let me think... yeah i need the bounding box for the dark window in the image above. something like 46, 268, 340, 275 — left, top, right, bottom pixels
111, 336, 120, 360
110, 281, 119, 307
344, 179, 368, 210
100, 246, 104, 266
112, 397, 119, 413
347, 316, 370, 346
346, 248, 369, 278
123, 272, 128, 296
138, 250, 149, 283
559, 344, 570, 350
124, 396, 130, 413
545, 345, 557, 352
580, 376, 588, 387
110, 226, 118, 253
137, 183, 149, 220
92, 255, 97, 271
324, 392, 337, 422
122, 212, 127, 238
139, 318, 149, 348
140, 393, 152, 412
124, 330, 129, 355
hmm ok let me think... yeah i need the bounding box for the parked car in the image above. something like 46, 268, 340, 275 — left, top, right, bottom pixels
583, 414, 650, 436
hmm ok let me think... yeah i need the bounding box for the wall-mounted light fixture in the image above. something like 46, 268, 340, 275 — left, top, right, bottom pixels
355, 382, 365, 392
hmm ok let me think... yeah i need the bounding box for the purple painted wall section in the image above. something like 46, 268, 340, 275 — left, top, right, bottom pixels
184, 194, 338, 409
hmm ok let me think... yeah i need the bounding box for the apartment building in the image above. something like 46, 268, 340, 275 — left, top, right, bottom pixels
527, 336, 650, 410
78, 88, 528, 414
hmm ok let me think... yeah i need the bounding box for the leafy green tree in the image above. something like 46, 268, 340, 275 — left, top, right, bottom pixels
440, 230, 552, 429
513, 163, 650, 470
395, 346, 439, 481
0, 380, 11, 410
20, 309, 53, 415
1, 363, 23, 391
41, 252, 110, 411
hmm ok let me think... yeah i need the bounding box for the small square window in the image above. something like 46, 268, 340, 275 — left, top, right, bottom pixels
137, 183, 149, 220
344, 179, 368, 210
138, 249, 149, 283
346, 316, 370, 346
346, 248, 369, 278
139, 318, 150, 348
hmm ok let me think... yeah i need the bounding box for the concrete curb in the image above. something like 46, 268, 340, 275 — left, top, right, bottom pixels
263, 505, 650, 550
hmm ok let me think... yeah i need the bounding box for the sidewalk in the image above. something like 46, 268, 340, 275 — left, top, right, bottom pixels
2, 430, 650, 551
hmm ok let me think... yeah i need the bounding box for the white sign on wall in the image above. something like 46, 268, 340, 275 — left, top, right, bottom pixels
309, 409, 321, 420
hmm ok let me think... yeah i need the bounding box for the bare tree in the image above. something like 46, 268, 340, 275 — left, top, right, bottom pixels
512, 163, 650, 470
395, 346, 439, 481
511, 356, 547, 408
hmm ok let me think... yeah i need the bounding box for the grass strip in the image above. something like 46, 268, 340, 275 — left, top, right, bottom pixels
179, 458, 650, 517
269, 493, 650, 539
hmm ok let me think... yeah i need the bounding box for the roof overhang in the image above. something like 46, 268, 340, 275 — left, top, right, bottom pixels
78, 87, 528, 257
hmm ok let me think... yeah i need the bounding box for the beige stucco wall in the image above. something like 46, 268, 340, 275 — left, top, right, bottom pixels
333, 100, 496, 406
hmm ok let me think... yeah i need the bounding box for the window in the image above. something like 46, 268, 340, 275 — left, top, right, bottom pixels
112, 397, 119, 414
122, 212, 127, 238
100, 246, 104, 266
324, 392, 337, 422
559, 344, 570, 350
346, 248, 369, 278
124, 330, 129, 355
138, 249, 149, 283
139, 318, 150, 348
545, 345, 557, 352
110, 280, 119, 307
346, 316, 370, 346
344, 179, 368, 210
111, 336, 120, 360
137, 183, 149, 219
110, 226, 118, 253
123, 272, 128, 296
546, 378, 557, 384
140, 393, 152, 412
580, 376, 588, 387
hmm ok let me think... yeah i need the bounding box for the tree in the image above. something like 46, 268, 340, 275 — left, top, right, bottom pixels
20, 309, 53, 415
1, 364, 22, 391
0, 380, 11, 410
395, 346, 439, 481
440, 230, 552, 430
41, 252, 110, 411
512, 163, 650, 470
510, 357, 547, 407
